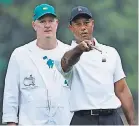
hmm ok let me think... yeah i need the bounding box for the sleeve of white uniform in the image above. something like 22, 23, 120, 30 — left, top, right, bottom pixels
113, 49, 126, 83
55, 57, 73, 85
2, 49, 19, 124
55, 45, 74, 86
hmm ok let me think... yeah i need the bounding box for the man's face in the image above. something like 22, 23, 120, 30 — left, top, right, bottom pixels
32, 14, 58, 39
69, 15, 94, 42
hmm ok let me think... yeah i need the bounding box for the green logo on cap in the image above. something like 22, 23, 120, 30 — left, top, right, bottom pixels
43, 7, 48, 10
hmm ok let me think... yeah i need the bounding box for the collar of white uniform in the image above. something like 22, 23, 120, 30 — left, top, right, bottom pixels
27, 39, 61, 52
71, 38, 100, 48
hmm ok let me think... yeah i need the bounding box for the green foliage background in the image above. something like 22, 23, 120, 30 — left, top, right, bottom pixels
0, 0, 138, 124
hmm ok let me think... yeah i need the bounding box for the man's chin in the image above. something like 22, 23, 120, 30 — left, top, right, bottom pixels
45, 36, 52, 39
82, 36, 90, 40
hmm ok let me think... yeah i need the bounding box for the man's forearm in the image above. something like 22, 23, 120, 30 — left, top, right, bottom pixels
119, 88, 135, 125
122, 95, 135, 125
61, 46, 83, 72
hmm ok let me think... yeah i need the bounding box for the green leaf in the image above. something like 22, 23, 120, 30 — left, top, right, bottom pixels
0, 0, 13, 5
126, 74, 138, 90
0, 58, 6, 72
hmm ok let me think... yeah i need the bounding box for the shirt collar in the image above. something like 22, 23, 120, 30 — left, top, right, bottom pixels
71, 38, 100, 48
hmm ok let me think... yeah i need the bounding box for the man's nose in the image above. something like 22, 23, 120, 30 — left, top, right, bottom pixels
80, 24, 86, 30
44, 22, 51, 28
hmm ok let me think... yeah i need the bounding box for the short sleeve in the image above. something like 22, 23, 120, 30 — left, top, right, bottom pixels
113, 50, 126, 83
55, 59, 73, 85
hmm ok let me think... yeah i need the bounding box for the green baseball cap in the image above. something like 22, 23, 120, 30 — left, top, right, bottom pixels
33, 4, 56, 21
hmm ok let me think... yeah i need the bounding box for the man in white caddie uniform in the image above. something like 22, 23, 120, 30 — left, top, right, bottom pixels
2, 3, 73, 125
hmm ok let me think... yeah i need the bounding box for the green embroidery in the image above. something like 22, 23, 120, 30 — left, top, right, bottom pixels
43, 56, 54, 69
64, 80, 68, 86
47, 59, 54, 68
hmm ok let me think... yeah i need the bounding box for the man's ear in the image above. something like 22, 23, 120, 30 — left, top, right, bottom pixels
92, 20, 94, 27
56, 19, 59, 24
32, 21, 36, 31
56, 19, 59, 28
68, 24, 73, 32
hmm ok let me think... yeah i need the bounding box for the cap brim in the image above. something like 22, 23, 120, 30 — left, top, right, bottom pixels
70, 13, 92, 22
36, 12, 56, 20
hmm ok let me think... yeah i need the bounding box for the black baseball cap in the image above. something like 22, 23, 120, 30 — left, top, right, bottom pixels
70, 6, 92, 23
